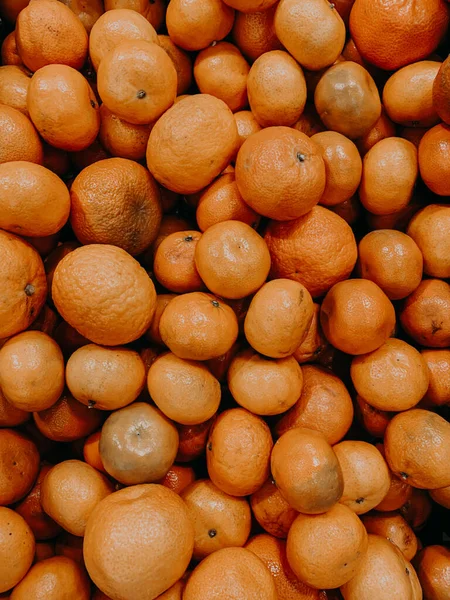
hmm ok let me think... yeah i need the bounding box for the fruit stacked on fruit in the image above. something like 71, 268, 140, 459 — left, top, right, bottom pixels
0, 0, 450, 598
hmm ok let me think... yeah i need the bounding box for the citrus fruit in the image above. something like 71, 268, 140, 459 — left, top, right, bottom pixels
244, 279, 314, 358
66, 344, 146, 411
293, 303, 329, 364
148, 352, 221, 425
159, 292, 239, 361
153, 230, 204, 293
10, 555, 91, 600
333, 440, 391, 514
407, 204, 450, 279
320, 279, 396, 355
340, 534, 418, 599
0, 507, 35, 593
0, 161, 70, 237
33, 391, 103, 443
195, 220, 271, 300
246, 533, 323, 600
247, 50, 306, 127
0, 387, 30, 428
147, 94, 238, 194
158, 464, 195, 495
195, 173, 260, 232
355, 107, 396, 156
183, 547, 277, 600
349, 0, 449, 71
350, 338, 430, 412
235, 126, 326, 220
315, 61, 381, 139
40, 460, 113, 536
0, 428, 40, 506
275, 364, 354, 445
375, 445, 412, 513
194, 42, 250, 112
181, 479, 251, 560
83, 431, 106, 474
61, 0, 104, 33
399, 279, 450, 348
0, 230, 47, 339
89, 8, 158, 71
158, 34, 193, 96
52, 244, 157, 346
98, 105, 152, 161
97, 40, 177, 125
357, 230, 423, 300
359, 138, 418, 215
274, 0, 346, 71
70, 158, 162, 256
16, 0, 88, 71
207, 408, 273, 496
418, 123, 450, 196
249, 478, 298, 539
1, 31, 23, 66
271, 427, 344, 514
228, 348, 303, 416
166, 0, 234, 51
420, 349, 450, 407
383, 61, 441, 128
0, 66, 31, 115
361, 512, 418, 561
286, 503, 368, 589
99, 402, 178, 485
176, 417, 215, 463
415, 545, 450, 600
0, 331, 64, 412
311, 131, 362, 207
384, 409, 450, 489
83, 484, 194, 600
0, 105, 42, 165
28, 64, 100, 152
433, 54, 450, 125
264, 206, 357, 298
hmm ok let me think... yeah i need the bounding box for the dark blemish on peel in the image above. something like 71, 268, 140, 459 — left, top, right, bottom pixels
431, 321, 443, 334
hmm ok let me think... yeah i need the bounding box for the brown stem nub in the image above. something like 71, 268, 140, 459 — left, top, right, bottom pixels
24, 284, 35, 297
297, 152, 306, 162
211, 300, 220, 308
136, 90, 147, 99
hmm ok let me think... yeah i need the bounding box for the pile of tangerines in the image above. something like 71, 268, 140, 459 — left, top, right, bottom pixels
1, 0, 450, 598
